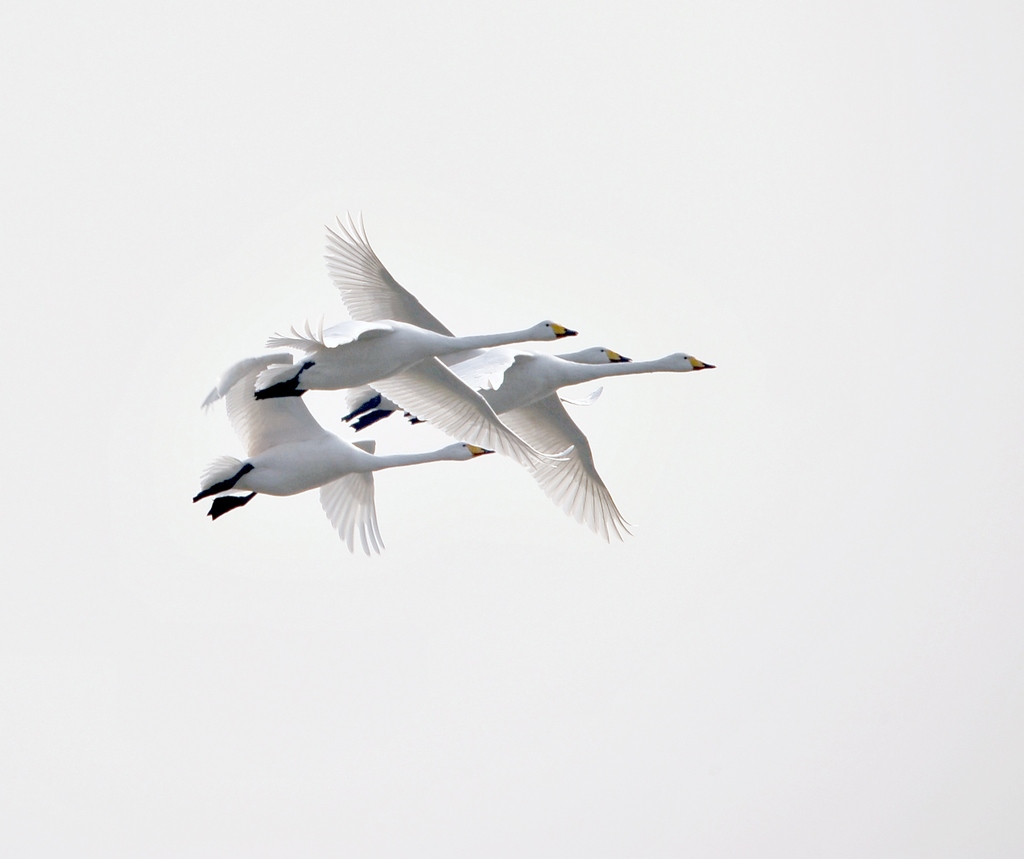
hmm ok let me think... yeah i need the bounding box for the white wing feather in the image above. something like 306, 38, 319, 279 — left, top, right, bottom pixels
221, 356, 328, 456
449, 347, 524, 391
373, 359, 556, 469
500, 394, 630, 541
560, 387, 604, 407
319, 472, 384, 555
201, 352, 295, 409
266, 319, 392, 352
325, 215, 455, 334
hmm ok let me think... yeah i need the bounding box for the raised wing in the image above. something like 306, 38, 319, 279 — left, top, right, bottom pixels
319, 471, 384, 555
220, 355, 328, 456
500, 394, 630, 541
325, 214, 455, 334
373, 358, 558, 469
449, 347, 525, 391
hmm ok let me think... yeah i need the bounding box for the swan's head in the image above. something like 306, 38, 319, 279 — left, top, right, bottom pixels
557, 346, 632, 364
532, 320, 578, 341
665, 352, 716, 371
440, 443, 496, 461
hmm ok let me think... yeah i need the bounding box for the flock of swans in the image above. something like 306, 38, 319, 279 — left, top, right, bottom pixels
195, 216, 715, 553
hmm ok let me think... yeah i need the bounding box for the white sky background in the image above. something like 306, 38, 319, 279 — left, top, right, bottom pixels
2, 1, 1022, 855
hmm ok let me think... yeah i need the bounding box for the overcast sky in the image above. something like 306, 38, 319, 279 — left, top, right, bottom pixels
2, 1, 1022, 856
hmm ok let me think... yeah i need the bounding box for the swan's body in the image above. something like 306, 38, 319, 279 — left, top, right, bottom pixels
195, 354, 492, 553
253, 317, 576, 398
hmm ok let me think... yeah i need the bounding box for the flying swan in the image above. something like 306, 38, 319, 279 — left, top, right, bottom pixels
324, 215, 715, 540
194, 353, 493, 554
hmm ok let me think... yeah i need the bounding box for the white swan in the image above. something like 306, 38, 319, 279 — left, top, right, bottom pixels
253, 317, 577, 398
194, 353, 493, 554
341, 346, 628, 430
454, 347, 714, 540
454, 347, 714, 413
323, 216, 716, 540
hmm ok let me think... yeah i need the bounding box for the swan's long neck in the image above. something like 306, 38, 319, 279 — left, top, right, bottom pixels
367, 450, 453, 471
437, 327, 541, 355
561, 356, 685, 385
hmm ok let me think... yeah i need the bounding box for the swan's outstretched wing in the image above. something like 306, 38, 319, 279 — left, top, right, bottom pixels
500, 394, 630, 542
325, 215, 455, 334
372, 358, 557, 469
319, 471, 383, 555
218, 356, 328, 456
449, 347, 525, 391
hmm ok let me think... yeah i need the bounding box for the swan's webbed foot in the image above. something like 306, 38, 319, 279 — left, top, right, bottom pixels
254, 361, 314, 399
350, 409, 394, 432
208, 492, 257, 520
342, 394, 382, 422
192, 463, 254, 502
254, 377, 306, 399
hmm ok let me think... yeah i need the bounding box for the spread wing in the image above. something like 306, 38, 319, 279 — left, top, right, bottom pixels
500, 394, 630, 541
218, 355, 328, 456
449, 347, 525, 391
372, 358, 557, 469
319, 471, 384, 555
324, 214, 455, 334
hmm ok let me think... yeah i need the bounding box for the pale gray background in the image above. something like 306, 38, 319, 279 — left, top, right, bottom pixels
2, 1, 1022, 855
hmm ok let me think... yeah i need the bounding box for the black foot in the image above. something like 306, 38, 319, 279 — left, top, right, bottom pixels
351, 409, 394, 432
342, 394, 382, 422
405, 413, 425, 425
208, 492, 257, 520
193, 462, 254, 502
254, 361, 314, 400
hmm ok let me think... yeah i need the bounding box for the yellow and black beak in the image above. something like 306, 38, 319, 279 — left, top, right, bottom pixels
607, 350, 631, 363
467, 445, 495, 456
689, 357, 715, 370
552, 324, 578, 339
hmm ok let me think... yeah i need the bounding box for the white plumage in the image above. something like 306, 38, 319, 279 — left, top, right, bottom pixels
323, 215, 715, 540
195, 354, 494, 554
